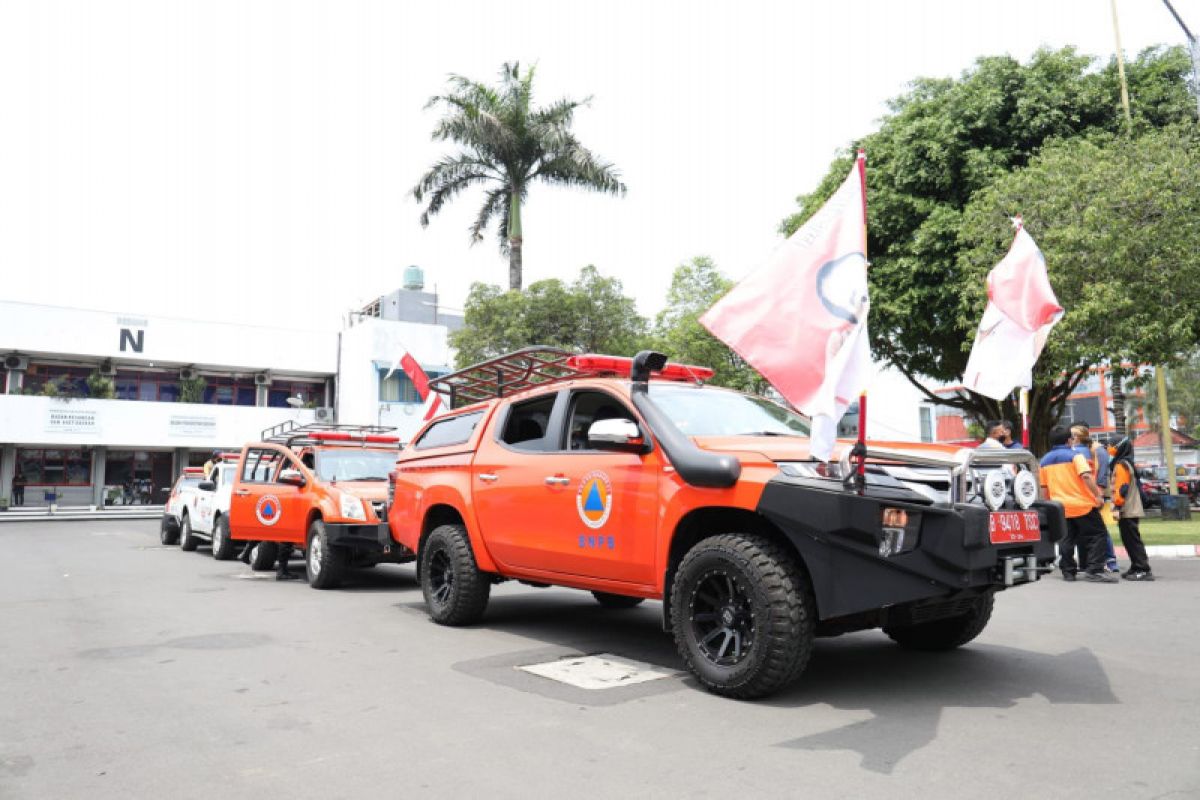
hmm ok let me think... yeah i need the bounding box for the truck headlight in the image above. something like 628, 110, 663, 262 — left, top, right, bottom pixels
778, 461, 846, 480
982, 470, 1007, 511
339, 493, 366, 520
1013, 470, 1038, 509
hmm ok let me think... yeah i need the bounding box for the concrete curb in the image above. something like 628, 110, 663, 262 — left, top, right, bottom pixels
1115, 544, 1200, 559
0, 507, 163, 523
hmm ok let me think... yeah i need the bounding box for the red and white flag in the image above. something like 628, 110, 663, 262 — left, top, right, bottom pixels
384, 352, 443, 421
700, 154, 872, 461
962, 220, 1064, 400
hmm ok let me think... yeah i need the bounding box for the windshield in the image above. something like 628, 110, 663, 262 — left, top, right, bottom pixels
647, 384, 810, 437
313, 449, 398, 482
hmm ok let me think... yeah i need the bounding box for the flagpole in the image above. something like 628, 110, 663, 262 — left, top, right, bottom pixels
1020, 388, 1030, 448
855, 149, 869, 493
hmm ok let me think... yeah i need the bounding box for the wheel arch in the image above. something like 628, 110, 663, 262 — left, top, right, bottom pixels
662, 506, 817, 630
416, 504, 467, 579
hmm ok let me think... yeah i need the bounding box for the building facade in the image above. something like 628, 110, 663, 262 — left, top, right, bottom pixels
2, 282, 457, 509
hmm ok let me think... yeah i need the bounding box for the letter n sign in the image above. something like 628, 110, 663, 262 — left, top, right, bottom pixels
120, 328, 144, 353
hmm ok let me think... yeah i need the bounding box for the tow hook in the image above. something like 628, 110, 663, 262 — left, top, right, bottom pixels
1002, 555, 1053, 586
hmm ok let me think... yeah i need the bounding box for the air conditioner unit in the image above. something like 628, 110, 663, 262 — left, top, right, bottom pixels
254, 373, 271, 386
98, 359, 117, 377
4, 354, 28, 371
179, 367, 198, 381
314, 407, 334, 423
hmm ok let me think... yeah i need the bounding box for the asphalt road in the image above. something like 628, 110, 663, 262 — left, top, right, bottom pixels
2, 520, 1198, 799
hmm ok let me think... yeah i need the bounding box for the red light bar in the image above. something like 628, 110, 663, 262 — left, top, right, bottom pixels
363, 434, 400, 444
310, 431, 354, 441
566, 354, 715, 382
216, 452, 242, 461
182, 467, 205, 474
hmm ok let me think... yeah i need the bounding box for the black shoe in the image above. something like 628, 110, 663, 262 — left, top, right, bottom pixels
239, 548, 252, 565
1062, 571, 1077, 582
1082, 571, 1117, 583
275, 571, 300, 581
1122, 570, 1155, 581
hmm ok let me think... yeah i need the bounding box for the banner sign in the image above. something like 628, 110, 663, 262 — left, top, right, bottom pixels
45, 408, 99, 435
168, 414, 217, 439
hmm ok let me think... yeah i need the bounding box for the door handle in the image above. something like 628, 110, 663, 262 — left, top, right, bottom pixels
544, 476, 570, 486
235, 490, 250, 496
478, 473, 499, 483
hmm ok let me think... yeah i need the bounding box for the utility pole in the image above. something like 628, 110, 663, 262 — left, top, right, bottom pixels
1162, 0, 1200, 119
1112, 0, 1179, 495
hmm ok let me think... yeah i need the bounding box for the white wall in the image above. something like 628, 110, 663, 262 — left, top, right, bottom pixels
1, 300, 337, 375
336, 317, 453, 441
0, 394, 316, 449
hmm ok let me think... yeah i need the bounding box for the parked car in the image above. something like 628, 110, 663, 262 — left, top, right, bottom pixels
386, 348, 1065, 699
226, 423, 410, 585
160, 467, 206, 544
175, 454, 241, 556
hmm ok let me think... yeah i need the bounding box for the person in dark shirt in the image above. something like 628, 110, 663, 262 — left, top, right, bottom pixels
11, 469, 26, 506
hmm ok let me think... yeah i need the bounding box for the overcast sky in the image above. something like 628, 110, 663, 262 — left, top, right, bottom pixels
1, 0, 1195, 334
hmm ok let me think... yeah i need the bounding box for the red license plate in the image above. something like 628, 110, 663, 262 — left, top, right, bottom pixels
989, 510, 1041, 544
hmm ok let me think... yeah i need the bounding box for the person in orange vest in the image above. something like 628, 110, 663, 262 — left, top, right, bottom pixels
1108, 437, 1154, 581
1039, 425, 1114, 582
1071, 424, 1118, 572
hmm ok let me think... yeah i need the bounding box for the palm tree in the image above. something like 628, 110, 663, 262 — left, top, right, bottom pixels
413, 62, 626, 291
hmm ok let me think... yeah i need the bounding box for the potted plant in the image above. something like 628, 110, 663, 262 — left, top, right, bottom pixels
86, 371, 115, 399
179, 375, 207, 404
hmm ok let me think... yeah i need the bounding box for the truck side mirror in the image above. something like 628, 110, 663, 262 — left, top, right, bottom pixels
278, 469, 306, 487
198, 481, 216, 492
587, 418, 647, 453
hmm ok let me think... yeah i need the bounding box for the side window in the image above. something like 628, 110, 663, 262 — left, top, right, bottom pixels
242, 449, 283, 483
241, 450, 264, 482
414, 411, 485, 450
499, 395, 556, 451
565, 391, 637, 451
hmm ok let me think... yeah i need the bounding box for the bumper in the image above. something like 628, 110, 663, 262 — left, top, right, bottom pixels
757, 478, 1065, 621
324, 521, 415, 561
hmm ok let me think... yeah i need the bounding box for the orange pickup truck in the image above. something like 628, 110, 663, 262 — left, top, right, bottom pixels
387, 348, 1065, 699
227, 423, 412, 587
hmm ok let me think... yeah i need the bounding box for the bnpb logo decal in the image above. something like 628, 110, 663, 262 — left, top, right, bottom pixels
255, 494, 282, 526
576, 471, 613, 529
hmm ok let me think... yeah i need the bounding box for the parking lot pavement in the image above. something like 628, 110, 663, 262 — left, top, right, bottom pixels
2, 520, 1198, 799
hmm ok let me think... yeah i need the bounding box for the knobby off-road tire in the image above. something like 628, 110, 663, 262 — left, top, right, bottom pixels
179, 514, 198, 552
883, 594, 994, 651
592, 591, 645, 609
306, 519, 346, 590
420, 524, 490, 626
671, 533, 814, 700
160, 518, 179, 546
249, 542, 278, 572
211, 516, 236, 561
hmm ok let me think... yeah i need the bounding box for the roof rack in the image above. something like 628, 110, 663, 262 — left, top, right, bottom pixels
428, 347, 591, 409
259, 421, 402, 449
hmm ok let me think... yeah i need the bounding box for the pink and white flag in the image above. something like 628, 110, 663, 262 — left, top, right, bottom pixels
962, 221, 1064, 400
701, 154, 872, 461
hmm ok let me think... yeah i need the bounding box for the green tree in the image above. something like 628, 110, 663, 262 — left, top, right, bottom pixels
449, 266, 648, 367
953, 126, 1200, 450
781, 46, 1197, 451
1129, 353, 1200, 440
413, 62, 626, 290
651, 257, 766, 393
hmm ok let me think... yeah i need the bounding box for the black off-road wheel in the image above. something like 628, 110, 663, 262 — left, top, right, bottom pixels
420, 524, 490, 626
592, 591, 644, 609
670, 533, 813, 700
160, 518, 179, 546
249, 542, 278, 572
179, 514, 198, 552
306, 519, 346, 590
211, 516, 236, 561
883, 595, 995, 651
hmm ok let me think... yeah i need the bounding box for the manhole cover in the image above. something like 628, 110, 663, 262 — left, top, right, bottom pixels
517, 654, 677, 690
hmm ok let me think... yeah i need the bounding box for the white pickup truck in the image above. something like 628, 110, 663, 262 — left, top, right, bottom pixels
176, 459, 241, 560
